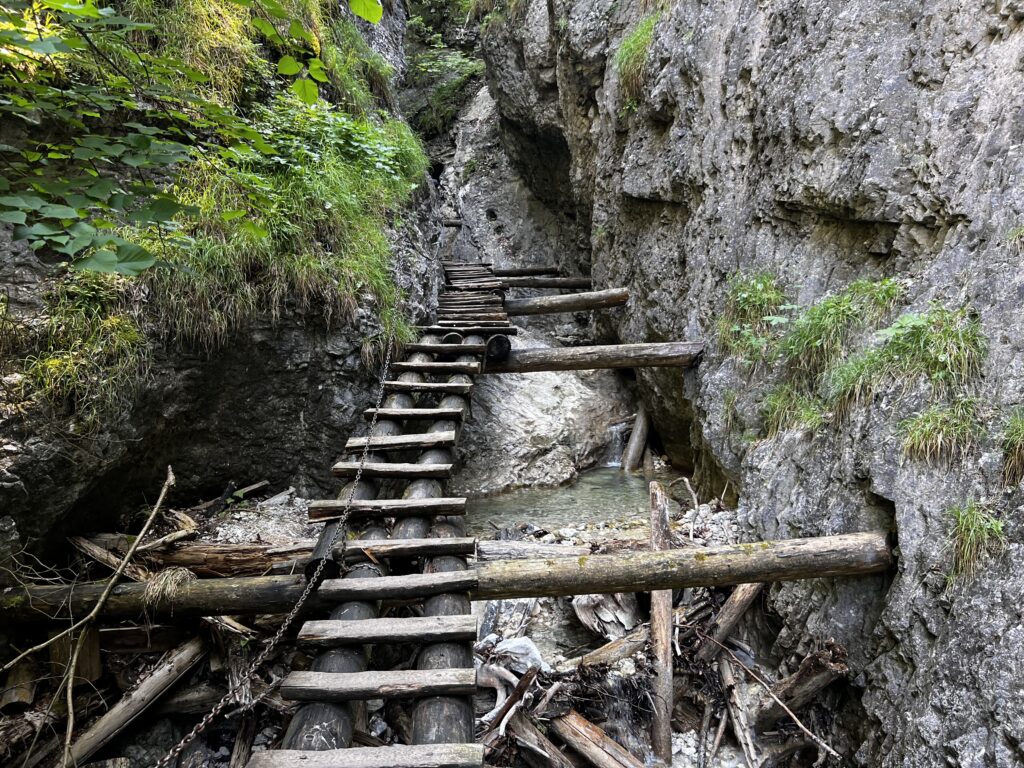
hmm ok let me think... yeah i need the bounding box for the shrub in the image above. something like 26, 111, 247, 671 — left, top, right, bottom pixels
899, 397, 981, 465
947, 500, 1005, 581
1002, 407, 1024, 486
762, 384, 827, 437
614, 13, 660, 110
717, 271, 787, 362
782, 278, 903, 382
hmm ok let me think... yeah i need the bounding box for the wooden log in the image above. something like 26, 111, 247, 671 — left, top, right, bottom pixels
307, 497, 467, 522
50, 625, 102, 686
752, 644, 847, 731
69, 637, 205, 764
502, 710, 575, 768
401, 344, 487, 354
281, 669, 477, 702
390, 361, 482, 375
473, 532, 893, 599
485, 334, 512, 362
492, 266, 560, 277
333, 461, 454, 479
0, 660, 37, 713
505, 288, 628, 316
319, 570, 477, 600
693, 583, 763, 664
548, 710, 644, 768
383, 381, 474, 394
649, 482, 673, 765
246, 743, 484, 768
415, 325, 518, 336
502, 277, 591, 289
483, 342, 703, 374
99, 625, 191, 653
363, 407, 466, 421
2, 533, 893, 622
342, 431, 457, 453
297, 615, 477, 647
621, 405, 649, 473
230, 712, 258, 768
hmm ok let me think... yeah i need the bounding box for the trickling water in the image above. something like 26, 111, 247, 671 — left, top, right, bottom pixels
466, 466, 673, 536
601, 422, 630, 467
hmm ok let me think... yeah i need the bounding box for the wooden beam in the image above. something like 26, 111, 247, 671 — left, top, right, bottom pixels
504, 288, 628, 316
482, 342, 703, 374
649, 482, 673, 765
2, 534, 893, 622
298, 615, 477, 648
549, 711, 643, 768
307, 497, 467, 522
383, 381, 474, 394
492, 266, 560, 277
246, 744, 484, 768
502, 277, 591, 289
414, 326, 518, 336
342, 431, 457, 454
621, 405, 648, 473
332, 462, 453, 479
400, 344, 487, 354
390, 361, 482, 375
281, 669, 477, 702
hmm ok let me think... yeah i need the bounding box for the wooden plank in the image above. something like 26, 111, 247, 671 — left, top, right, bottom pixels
492, 266, 560, 276
549, 710, 643, 768
401, 344, 487, 354
297, 615, 478, 647
363, 407, 465, 421
280, 669, 477, 702
318, 570, 478, 601
649, 482, 673, 765
502, 277, 591, 289
342, 430, 457, 453
332, 462, 453, 479
247, 744, 484, 768
414, 325, 518, 336
390, 361, 481, 374
505, 288, 628, 316
383, 380, 474, 394
483, 341, 704, 374
308, 497, 467, 522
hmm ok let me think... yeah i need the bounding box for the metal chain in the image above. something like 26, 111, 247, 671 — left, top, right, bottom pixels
153, 331, 397, 768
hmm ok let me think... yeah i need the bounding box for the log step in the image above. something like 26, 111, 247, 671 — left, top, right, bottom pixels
334, 537, 477, 560
383, 380, 474, 394
391, 361, 481, 374
437, 320, 511, 327
402, 343, 487, 354
319, 569, 478, 600
414, 325, 518, 335
342, 430, 457, 453
246, 743, 484, 768
308, 497, 467, 522
280, 668, 477, 702
297, 614, 478, 648
332, 462, 454, 479
363, 407, 465, 421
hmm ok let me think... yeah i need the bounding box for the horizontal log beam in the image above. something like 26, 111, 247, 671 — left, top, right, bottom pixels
2, 533, 892, 623
483, 342, 703, 374
502, 277, 591, 289
492, 266, 559, 277
504, 288, 628, 316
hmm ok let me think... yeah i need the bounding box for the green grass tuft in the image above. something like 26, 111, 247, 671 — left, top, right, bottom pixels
782, 278, 903, 382
614, 12, 660, 111
407, 49, 485, 137
717, 271, 787, 363
899, 397, 981, 465
947, 500, 1005, 582
827, 304, 986, 407
762, 384, 827, 436
1002, 407, 1024, 486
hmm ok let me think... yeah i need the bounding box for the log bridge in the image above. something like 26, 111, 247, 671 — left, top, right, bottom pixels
4, 261, 897, 768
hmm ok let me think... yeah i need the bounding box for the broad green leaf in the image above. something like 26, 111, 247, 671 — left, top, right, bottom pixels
307, 58, 328, 82
221, 209, 247, 221
349, 0, 383, 23
277, 55, 302, 76
74, 249, 119, 272
252, 17, 283, 42
291, 77, 318, 105
0, 210, 27, 224
288, 19, 314, 44
39, 203, 79, 218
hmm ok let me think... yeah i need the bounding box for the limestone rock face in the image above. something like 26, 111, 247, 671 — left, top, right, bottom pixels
479, 0, 1024, 764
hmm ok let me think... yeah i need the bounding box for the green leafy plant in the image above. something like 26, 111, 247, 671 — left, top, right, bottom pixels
762, 384, 827, 437
899, 397, 981, 465
781, 278, 903, 383
947, 500, 1005, 582
717, 271, 788, 363
1002, 407, 1024, 486
614, 12, 659, 111
407, 48, 484, 136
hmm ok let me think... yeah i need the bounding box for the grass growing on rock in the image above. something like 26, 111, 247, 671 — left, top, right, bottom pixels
948, 500, 1005, 582
614, 12, 660, 111
762, 384, 827, 436
717, 271, 787, 362
1002, 407, 1024, 486
899, 397, 981, 465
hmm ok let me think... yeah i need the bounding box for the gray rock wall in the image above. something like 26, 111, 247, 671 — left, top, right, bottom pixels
480, 0, 1024, 764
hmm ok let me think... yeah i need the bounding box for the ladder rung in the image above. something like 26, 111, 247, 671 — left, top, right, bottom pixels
334, 537, 476, 560
391, 361, 481, 374
318, 569, 478, 600
246, 743, 484, 768
364, 407, 465, 421
383, 381, 474, 394
308, 497, 467, 522
402, 343, 487, 354
332, 462, 453, 479
414, 326, 518, 336
342, 430, 457, 453
280, 668, 477, 702
298, 614, 478, 647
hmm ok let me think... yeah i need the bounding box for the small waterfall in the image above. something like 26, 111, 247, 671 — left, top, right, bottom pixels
602, 422, 630, 467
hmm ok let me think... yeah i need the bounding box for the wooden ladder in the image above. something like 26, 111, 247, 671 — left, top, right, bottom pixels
247, 261, 510, 768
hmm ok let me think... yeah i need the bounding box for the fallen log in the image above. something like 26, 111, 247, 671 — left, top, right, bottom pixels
649, 482, 673, 765
621, 405, 649, 473
501, 710, 575, 768
482, 341, 703, 374
492, 266, 559, 277
1, 533, 893, 622
549, 710, 644, 768
501, 277, 591, 289
753, 644, 847, 732
70, 637, 205, 764
693, 582, 763, 664
504, 288, 628, 316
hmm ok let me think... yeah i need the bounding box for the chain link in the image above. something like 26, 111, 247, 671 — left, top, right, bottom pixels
154, 331, 397, 768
